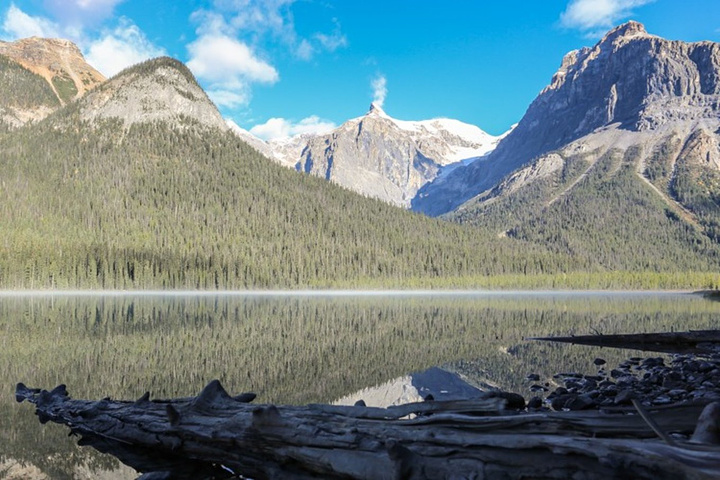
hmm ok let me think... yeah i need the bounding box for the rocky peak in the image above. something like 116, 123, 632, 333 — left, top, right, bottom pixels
0, 36, 105, 104
601, 20, 648, 44
413, 22, 720, 216
367, 102, 388, 117
74, 57, 228, 131
265, 105, 501, 208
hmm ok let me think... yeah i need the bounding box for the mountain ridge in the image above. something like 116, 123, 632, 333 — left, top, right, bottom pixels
65, 56, 229, 132
257, 102, 503, 207
1, 27, 719, 289
413, 21, 720, 217
0, 37, 104, 112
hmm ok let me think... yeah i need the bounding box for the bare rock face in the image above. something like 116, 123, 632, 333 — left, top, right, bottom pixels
267, 134, 315, 168
0, 37, 105, 105
415, 21, 720, 216
268, 103, 501, 208
76, 57, 228, 131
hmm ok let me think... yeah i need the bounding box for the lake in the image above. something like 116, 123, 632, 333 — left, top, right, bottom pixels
1, 291, 719, 479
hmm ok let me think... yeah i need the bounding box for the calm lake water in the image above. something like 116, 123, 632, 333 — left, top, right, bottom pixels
1, 291, 719, 479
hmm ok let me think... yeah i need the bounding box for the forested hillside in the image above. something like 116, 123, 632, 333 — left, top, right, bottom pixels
1, 57, 719, 290
0, 112, 572, 289
451, 144, 720, 273
0, 54, 59, 129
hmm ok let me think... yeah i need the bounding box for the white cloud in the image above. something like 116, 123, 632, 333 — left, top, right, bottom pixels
371, 75, 387, 108
314, 31, 347, 52
560, 0, 655, 31
43, 0, 125, 27
207, 82, 250, 109
85, 18, 166, 77
225, 0, 296, 41
186, 34, 278, 109
187, 35, 278, 84
192, 1, 346, 62
296, 39, 314, 61
250, 115, 336, 141
1, 4, 60, 39
313, 19, 347, 53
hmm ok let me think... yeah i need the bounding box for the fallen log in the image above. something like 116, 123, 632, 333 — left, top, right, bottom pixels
16, 381, 720, 480
530, 330, 720, 355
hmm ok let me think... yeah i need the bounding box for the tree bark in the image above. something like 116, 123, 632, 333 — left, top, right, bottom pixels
15, 381, 720, 480
530, 329, 720, 355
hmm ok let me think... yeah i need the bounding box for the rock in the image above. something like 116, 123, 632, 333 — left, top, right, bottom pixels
564, 380, 582, 390
527, 396, 543, 410
77, 57, 229, 131
652, 395, 673, 405
0, 37, 105, 104
526, 373, 540, 381
698, 361, 715, 373
663, 371, 684, 389
547, 387, 569, 398
667, 389, 687, 398
551, 394, 573, 411
566, 394, 596, 411
488, 391, 525, 410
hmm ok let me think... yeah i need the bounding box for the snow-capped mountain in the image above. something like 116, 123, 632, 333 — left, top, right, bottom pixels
242, 103, 504, 208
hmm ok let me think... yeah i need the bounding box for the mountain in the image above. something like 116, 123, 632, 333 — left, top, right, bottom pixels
0, 37, 104, 127
414, 21, 720, 217
261, 103, 503, 208
1, 37, 718, 290
68, 56, 228, 131
429, 22, 720, 266
0, 55, 576, 290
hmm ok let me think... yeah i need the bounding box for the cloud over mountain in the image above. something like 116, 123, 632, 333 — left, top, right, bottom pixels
560, 0, 655, 33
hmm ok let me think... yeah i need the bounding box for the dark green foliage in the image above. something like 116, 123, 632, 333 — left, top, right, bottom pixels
671, 161, 720, 241
644, 135, 680, 187
2, 52, 719, 289
0, 54, 59, 111
450, 146, 720, 273
0, 115, 577, 289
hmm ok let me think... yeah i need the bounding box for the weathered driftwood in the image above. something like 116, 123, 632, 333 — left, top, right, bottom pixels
16, 381, 720, 480
531, 330, 720, 354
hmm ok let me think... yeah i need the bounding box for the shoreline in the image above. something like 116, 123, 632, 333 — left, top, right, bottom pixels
0, 288, 706, 297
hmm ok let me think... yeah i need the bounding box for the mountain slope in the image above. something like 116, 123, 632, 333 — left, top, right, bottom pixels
69, 56, 228, 131
262, 103, 502, 208
415, 21, 720, 216
0, 56, 577, 289
0, 37, 104, 118
450, 129, 720, 270
439, 22, 720, 265
0, 53, 59, 128
1, 50, 718, 289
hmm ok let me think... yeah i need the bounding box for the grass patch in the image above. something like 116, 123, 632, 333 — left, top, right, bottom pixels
51, 74, 78, 103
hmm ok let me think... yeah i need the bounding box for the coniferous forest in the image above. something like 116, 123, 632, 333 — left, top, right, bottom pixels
1, 57, 720, 290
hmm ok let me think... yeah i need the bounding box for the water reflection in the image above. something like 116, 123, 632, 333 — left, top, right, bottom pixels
1, 292, 718, 478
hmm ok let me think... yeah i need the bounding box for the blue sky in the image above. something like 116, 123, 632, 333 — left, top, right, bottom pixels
1, 1, 719, 138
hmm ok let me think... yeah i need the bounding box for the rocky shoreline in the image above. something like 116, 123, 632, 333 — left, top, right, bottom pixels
523, 352, 720, 413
